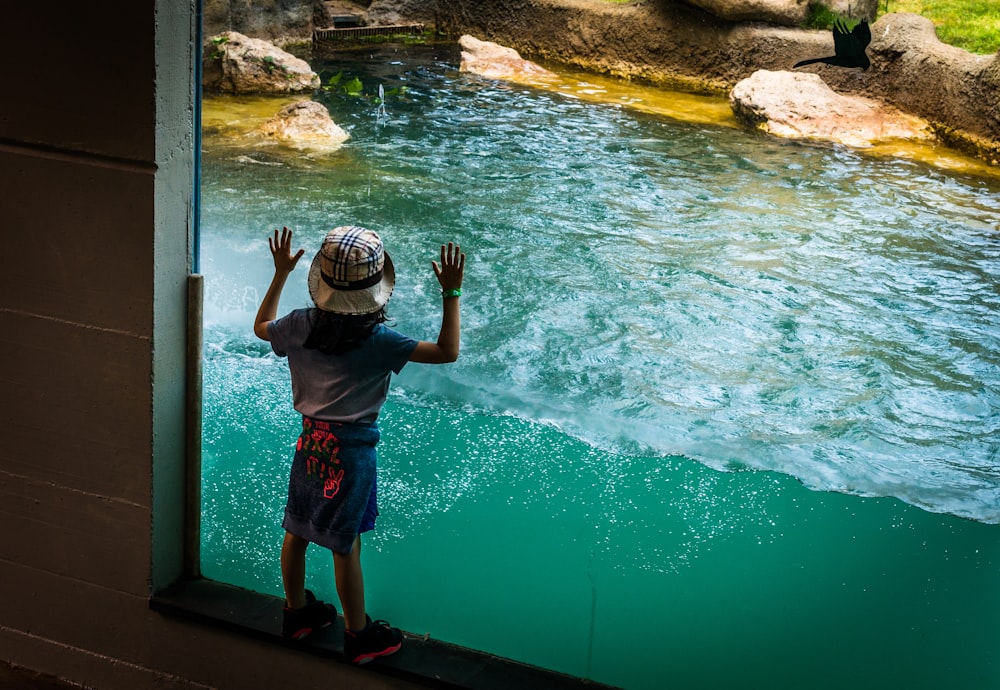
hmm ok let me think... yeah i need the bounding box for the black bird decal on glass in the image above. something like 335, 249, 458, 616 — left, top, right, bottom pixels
794, 18, 872, 70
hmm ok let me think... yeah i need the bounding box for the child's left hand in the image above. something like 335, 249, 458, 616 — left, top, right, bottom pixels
270, 227, 305, 274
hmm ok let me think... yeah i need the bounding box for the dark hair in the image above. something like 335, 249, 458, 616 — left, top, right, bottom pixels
303, 307, 387, 355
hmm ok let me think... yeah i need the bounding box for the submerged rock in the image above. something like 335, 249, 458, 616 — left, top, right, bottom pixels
203, 31, 320, 95
252, 100, 350, 151
730, 70, 931, 147
459, 35, 558, 84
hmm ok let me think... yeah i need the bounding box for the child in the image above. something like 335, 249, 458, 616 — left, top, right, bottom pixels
253, 225, 464, 664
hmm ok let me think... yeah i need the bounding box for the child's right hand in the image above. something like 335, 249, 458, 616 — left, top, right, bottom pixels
432, 242, 465, 292
410, 242, 465, 363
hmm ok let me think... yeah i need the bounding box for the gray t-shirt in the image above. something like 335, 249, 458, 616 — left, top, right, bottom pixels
268, 308, 418, 424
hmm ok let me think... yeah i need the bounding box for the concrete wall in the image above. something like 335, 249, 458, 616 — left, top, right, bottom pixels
0, 2, 415, 688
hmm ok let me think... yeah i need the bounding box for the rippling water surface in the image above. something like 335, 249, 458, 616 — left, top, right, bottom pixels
200, 44, 1000, 689
203, 46, 1000, 522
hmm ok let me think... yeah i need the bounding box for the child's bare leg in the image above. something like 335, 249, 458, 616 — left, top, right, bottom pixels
281, 531, 309, 609
334, 534, 366, 631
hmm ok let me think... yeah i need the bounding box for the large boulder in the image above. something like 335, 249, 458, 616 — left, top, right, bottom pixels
730, 70, 931, 147
203, 31, 320, 95
459, 35, 558, 84
681, 0, 809, 27
252, 100, 350, 151
202, 0, 313, 40
365, 0, 437, 25
824, 0, 879, 20
676, 0, 877, 26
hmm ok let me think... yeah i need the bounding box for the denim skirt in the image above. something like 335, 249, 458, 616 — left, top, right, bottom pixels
282, 416, 379, 554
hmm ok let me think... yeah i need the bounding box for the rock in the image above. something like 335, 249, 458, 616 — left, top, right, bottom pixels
680, 0, 810, 27
730, 69, 931, 147
459, 35, 558, 84
202, 0, 313, 40
365, 0, 437, 25
252, 100, 350, 151
203, 31, 320, 95
679, 0, 875, 27
825, 0, 879, 21
984, 53, 1000, 90
819, 14, 999, 154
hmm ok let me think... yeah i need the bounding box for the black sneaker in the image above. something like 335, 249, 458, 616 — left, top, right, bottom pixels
282, 590, 337, 640
344, 616, 403, 664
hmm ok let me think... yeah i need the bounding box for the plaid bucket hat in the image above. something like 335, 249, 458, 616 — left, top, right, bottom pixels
307, 226, 395, 314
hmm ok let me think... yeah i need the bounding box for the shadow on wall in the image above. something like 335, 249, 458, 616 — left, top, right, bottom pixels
0, 662, 76, 690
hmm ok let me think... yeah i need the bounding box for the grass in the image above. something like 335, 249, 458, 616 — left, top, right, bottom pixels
880, 0, 1000, 54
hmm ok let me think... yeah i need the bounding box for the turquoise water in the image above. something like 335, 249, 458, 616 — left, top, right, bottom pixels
201, 45, 1000, 688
